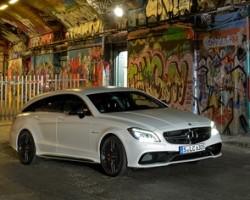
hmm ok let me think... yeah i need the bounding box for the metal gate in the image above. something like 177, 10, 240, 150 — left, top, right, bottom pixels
0, 75, 86, 122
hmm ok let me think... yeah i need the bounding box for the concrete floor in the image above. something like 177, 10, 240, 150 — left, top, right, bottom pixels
1, 124, 250, 200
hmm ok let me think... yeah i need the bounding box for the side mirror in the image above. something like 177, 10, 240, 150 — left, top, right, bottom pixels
77, 109, 85, 119
68, 107, 90, 119
78, 108, 91, 119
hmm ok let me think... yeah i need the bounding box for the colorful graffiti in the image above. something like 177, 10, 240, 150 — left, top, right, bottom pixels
128, 0, 233, 29
196, 23, 247, 134
33, 54, 54, 78
68, 46, 110, 86
8, 58, 23, 76
128, 24, 248, 135
29, 33, 54, 48
128, 28, 194, 111
51, 0, 98, 28
145, 0, 192, 20
26, 45, 110, 87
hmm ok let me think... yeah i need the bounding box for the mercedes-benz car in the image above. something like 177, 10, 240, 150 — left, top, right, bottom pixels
9, 86, 222, 176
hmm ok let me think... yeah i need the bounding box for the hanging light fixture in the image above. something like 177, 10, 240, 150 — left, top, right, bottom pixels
0, 4, 8, 10
9, 0, 19, 4
0, 0, 19, 10
114, 5, 124, 17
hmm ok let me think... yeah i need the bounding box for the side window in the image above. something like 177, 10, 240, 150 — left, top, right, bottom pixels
63, 94, 89, 114
23, 95, 64, 113
88, 93, 107, 112
23, 100, 41, 112
36, 95, 64, 112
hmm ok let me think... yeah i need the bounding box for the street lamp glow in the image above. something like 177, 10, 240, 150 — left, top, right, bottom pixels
114, 6, 123, 17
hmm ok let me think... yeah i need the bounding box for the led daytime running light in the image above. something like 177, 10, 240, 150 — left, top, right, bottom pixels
128, 128, 160, 142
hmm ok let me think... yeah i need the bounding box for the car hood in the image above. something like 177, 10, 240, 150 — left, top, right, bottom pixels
101, 108, 211, 131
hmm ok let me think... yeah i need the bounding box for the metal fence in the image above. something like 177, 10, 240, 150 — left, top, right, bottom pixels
0, 75, 86, 121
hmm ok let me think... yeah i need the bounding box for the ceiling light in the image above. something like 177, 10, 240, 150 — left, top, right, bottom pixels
9, 0, 19, 4
114, 6, 124, 17
0, 4, 8, 10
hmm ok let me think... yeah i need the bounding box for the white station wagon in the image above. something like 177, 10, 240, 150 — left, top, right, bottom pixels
9, 86, 222, 176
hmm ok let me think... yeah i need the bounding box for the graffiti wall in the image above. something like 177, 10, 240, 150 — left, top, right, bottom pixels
127, 0, 247, 30
68, 46, 110, 86
128, 27, 194, 111
196, 19, 248, 135
28, 45, 110, 87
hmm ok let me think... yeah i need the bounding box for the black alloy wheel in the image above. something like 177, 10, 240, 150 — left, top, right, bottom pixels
18, 130, 36, 165
100, 135, 127, 176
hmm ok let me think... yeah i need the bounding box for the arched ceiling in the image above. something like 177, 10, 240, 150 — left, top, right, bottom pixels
0, 0, 143, 44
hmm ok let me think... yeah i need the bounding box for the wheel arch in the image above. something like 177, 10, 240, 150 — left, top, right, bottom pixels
98, 132, 129, 161
99, 133, 129, 176
17, 127, 38, 165
16, 128, 38, 151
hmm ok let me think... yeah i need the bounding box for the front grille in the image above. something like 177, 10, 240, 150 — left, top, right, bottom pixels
163, 127, 211, 144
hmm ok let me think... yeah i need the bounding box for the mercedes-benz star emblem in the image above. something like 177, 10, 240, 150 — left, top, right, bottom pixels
186, 129, 199, 144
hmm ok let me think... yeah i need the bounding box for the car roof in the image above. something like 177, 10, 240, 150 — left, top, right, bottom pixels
66, 86, 139, 95
21, 86, 141, 111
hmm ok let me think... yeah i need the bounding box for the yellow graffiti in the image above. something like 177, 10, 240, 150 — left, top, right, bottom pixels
128, 49, 192, 108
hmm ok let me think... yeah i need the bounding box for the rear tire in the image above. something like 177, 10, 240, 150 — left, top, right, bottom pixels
100, 135, 127, 177
17, 130, 37, 165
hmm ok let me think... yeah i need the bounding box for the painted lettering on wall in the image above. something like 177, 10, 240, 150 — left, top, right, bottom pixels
203, 35, 242, 48
145, 0, 192, 21
128, 37, 194, 111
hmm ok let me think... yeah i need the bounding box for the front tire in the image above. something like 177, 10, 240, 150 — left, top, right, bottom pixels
17, 130, 36, 165
100, 135, 127, 176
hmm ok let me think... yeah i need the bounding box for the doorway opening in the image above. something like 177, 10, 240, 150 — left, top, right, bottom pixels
115, 51, 127, 87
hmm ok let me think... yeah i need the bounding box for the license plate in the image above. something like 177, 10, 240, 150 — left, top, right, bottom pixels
179, 143, 205, 154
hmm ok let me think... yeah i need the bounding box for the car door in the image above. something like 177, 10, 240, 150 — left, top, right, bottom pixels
56, 94, 93, 159
27, 95, 64, 153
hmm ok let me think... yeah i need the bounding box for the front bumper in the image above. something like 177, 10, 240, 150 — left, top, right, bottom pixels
138, 142, 222, 165
125, 132, 222, 168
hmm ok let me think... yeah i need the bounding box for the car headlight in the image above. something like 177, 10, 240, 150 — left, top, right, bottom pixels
211, 121, 219, 136
128, 128, 161, 142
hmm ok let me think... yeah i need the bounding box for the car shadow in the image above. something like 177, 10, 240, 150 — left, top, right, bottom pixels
0, 142, 19, 160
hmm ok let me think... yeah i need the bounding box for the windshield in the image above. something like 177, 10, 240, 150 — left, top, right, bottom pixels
88, 91, 167, 113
